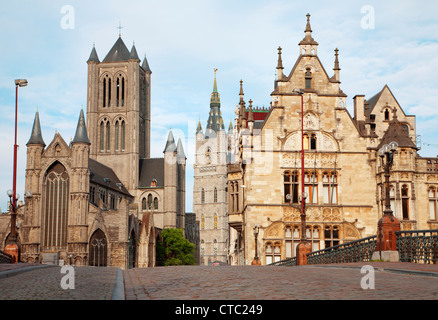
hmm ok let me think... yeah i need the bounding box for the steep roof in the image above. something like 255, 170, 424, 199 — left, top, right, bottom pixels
27, 111, 45, 146
87, 45, 100, 63
89, 158, 132, 196
138, 158, 164, 188
376, 109, 417, 150
163, 129, 177, 153
102, 37, 132, 63
72, 109, 90, 144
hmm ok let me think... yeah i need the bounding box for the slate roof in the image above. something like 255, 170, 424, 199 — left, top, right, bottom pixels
87, 46, 100, 63
376, 110, 417, 150
72, 109, 90, 144
88, 158, 132, 196
138, 158, 164, 188
27, 111, 45, 146
102, 37, 132, 63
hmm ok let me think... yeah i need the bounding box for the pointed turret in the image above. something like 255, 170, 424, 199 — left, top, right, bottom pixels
163, 129, 177, 153
196, 120, 203, 135
72, 109, 91, 144
130, 43, 140, 61
142, 54, 151, 72
27, 111, 45, 146
276, 46, 284, 80
299, 13, 318, 55
333, 48, 340, 82
177, 137, 186, 161
376, 108, 417, 150
87, 44, 100, 63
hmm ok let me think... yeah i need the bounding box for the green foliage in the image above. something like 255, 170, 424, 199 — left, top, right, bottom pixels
156, 228, 196, 266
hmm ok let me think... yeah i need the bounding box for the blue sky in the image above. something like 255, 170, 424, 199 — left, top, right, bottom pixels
0, 0, 437, 212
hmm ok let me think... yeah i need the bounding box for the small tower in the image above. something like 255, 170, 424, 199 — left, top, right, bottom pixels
299, 13, 318, 55
276, 46, 284, 81
163, 129, 177, 229
176, 138, 186, 231
333, 48, 341, 83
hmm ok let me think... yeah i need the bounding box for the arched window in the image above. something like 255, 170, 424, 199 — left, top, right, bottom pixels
116, 78, 120, 107
401, 185, 409, 220
89, 229, 108, 267
115, 121, 120, 151
154, 197, 158, 210
384, 108, 390, 121
310, 134, 317, 150
142, 197, 146, 211
285, 225, 301, 258
284, 170, 299, 204
121, 121, 126, 150
429, 188, 437, 220
121, 77, 125, 106
106, 122, 111, 151
214, 188, 218, 203
303, 134, 309, 150
103, 78, 106, 108
201, 214, 205, 230
43, 162, 69, 250
108, 78, 111, 107
214, 213, 218, 229
201, 188, 205, 204
148, 194, 153, 210
100, 121, 105, 151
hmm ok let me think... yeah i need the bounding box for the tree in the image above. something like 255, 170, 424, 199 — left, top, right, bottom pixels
156, 228, 196, 266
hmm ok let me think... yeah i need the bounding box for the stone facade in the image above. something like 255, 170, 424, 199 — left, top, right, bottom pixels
226, 14, 438, 265
0, 35, 186, 269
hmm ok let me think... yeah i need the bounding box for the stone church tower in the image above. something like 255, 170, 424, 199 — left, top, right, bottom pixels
194, 70, 230, 265
1, 34, 186, 268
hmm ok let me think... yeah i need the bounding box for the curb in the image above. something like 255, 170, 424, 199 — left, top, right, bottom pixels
305, 264, 438, 278
111, 268, 125, 300
0, 264, 56, 280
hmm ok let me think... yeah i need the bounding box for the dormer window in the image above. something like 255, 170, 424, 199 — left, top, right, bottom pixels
151, 179, 157, 187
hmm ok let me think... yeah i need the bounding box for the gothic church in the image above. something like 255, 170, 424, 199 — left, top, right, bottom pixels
0, 35, 186, 268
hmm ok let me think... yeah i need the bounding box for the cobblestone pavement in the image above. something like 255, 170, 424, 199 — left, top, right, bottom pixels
123, 262, 438, 300
0, 265, 118, 300
0, 262, 437, 302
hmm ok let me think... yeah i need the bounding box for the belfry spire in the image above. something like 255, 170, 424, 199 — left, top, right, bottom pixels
206, 69, 225, 134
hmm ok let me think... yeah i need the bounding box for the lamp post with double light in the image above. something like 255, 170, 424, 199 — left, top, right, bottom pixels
251, 224, 261, 265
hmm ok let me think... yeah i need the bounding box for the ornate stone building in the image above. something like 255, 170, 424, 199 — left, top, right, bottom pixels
0, 35, 187, 268
226, 14, 438, 265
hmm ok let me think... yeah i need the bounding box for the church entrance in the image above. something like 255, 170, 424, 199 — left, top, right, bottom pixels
89, 229, 107, 267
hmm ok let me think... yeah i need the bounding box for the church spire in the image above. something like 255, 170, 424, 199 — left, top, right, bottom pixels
87, 44, 100, 63
206, 69, 225, 134
72, 109, 90, 144
333, 48, 340, 82
299, 13, 318, 55
27, 111, 45, 146
277, 46, 284, 80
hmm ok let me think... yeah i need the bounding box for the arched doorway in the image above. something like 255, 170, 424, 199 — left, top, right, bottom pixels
127, 230, 136, 269
89, 229, 108, 267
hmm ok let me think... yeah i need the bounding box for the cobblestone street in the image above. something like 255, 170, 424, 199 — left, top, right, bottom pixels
0, 262, 437, 307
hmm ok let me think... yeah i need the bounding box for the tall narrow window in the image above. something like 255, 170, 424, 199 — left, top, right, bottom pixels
108, 78, 111, 107
213, 239, 218, 256
106, 122, 111, 151
43, 162, 69, 250
121, 77, 125, 106
284, 171, 299, 203
148, 194, 153, 210
265, 242, 281, 264
305, 68, 312, 89
201, 188, 205, 204
214, 188, 218, 203
142, 197, 146, 211
103, 78, 106, 108
384, 109, 390, 121
285, 226, 300, 258
201, 214, 205, 230
154, 197, 158, 210
121, 121, 126, 150
115, 121, 120, 151
310, 134, 317, 150
429, 188, 437, 220
305, 172, 318, 204
401, 185, 409, 220
323, 172, 338, 204
303, 134, 309, 150
116, 78, 120, 106
100, 122, 105, 151
214, 214, 218, 229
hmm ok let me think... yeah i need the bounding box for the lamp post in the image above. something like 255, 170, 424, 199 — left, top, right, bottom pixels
292, 88, 311, 265
251, 224, 261, 265
5, 79, 28, 263
374, 141, 401, 261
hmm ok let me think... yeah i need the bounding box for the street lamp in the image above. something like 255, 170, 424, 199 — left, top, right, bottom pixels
374, 140, 401, 260
5, 79, 28, 263
378, 141, 398, 217
292, 88, 311, 265
251, 224, 261, 265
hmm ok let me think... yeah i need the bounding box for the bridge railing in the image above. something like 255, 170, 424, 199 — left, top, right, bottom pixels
306, 236, 377, 265
396, 229, 438, 264
0, 250, 12, 264
269, 257, 296, 266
